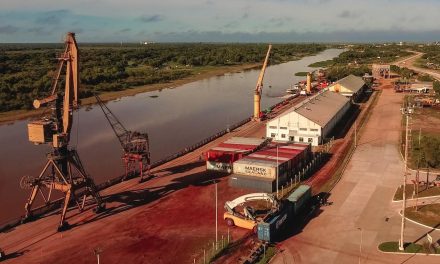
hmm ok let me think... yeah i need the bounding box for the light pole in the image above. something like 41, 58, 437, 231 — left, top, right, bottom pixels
399, 114, 409, 251
93, 248, 102, 264
214, 180, 218, 249
354, 120, 357, 148
276, 145, 279, 198
357, 227, 363, 264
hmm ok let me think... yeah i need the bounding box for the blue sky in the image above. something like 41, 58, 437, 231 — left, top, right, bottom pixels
1, 0, 440, 42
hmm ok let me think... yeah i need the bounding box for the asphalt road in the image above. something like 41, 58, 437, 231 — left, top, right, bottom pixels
271, 80, 440, 263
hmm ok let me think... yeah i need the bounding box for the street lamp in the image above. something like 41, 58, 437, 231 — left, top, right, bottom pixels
213, 179, 218, 250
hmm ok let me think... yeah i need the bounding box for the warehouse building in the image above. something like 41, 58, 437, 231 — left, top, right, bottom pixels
328, 74, 366, 102
266, 89, 350, 146
229, 142, 311, 192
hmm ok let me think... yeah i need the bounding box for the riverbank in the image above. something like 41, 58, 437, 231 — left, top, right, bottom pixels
0, 63, 260, 124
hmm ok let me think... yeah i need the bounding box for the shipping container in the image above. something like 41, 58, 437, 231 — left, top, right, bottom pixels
232, 142, 311, 180
205, 137, 266, 173
287, 185, 311, 215
229, 174, 287, 193
257, 206, 289, 242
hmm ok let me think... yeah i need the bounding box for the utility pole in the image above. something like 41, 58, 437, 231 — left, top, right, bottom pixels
399, 114, 409, 251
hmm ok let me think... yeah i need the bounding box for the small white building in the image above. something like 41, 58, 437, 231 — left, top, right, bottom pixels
266, 89, 351, 146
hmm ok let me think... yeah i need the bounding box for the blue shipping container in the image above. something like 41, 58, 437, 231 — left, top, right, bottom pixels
257, 208, 289, 242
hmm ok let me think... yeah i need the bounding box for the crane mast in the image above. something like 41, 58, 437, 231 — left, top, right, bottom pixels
253, 44, 272, 121
23, 32, 105, 231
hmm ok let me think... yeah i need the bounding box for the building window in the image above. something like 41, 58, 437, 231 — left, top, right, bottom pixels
289, 136, 294, 141
299, 137, 304, 142
310, 129, 319, 132
281, 134, 286, 138
271, 133, 276, 138
299, 128, 307, 131
308, 138, 313, 143
269, 126, 277, 129
280, 127, 287, 130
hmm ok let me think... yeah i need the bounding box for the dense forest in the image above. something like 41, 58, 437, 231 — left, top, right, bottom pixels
0, 43, 327, 112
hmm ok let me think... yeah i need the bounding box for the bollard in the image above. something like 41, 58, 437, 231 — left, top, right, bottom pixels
204, 249, 206, 264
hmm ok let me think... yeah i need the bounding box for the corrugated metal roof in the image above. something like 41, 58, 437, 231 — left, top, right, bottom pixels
286, 89, 350, 127
208, 137, 266, 155
211, 147, 249, 153
331, 74, 365, 93
224, 137, 266, 145
233, 142, 309, 168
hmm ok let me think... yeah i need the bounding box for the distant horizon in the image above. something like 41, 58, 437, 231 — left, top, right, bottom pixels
2, 0, 440, 43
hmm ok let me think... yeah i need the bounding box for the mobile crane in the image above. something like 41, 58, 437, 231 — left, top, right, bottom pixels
95, 95, 151, 182
22, 32, 105, 231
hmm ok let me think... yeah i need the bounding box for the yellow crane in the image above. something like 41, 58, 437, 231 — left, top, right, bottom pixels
23, 32, 105, 231
253, 44, 272, 121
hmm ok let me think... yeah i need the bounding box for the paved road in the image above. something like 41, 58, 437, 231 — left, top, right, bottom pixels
272, 81, 440, 263
394, 52, 440, 81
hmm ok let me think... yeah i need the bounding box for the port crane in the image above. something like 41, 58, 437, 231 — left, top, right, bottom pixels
22, 32, 105, 231
253, 44, 272, 121
95, 95, 151, 182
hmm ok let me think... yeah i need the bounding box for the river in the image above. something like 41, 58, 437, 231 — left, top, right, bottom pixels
0, 48, 343, 224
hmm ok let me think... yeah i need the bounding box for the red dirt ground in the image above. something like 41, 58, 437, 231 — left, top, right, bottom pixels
0, 86, 381, 263
0, 96, 304, 264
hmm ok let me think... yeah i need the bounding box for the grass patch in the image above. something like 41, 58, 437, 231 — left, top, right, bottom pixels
308, 59, 334, 68
406, 203, 440, 228
393, 184, 440, 201
294, 71, 308, 76
379, 241, 440, 254
256, 245, 277, 264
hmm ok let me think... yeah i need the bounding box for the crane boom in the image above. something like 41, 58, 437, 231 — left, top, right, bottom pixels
253, 44, 272, 121
255, 45, 272, 93
94, 95, 130, 151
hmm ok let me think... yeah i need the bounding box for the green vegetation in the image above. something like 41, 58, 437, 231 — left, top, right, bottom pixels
394, 185, 440, 201
410, 133, 440, 169
0, 43, 328, 113
323, 45, 411, 81
434, 81, 440, 96
294, 71, 308, 76
256, 245, 277, 264
390, 65, 416, 79
406, 204, 440, 229
308, 59, 334, 68
379, 241, 440, 254
415, 45, 440, 70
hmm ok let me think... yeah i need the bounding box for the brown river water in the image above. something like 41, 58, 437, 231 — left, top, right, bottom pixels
0, 49, 343, 224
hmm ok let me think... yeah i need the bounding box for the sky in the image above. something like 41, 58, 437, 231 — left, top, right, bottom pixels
1, 0, 440, 43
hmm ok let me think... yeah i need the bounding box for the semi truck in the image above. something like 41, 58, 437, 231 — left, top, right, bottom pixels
257, 185, 313, 242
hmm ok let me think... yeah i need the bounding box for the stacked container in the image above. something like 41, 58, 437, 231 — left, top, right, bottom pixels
229, 142, 311, 192
205, 137, 267, 173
